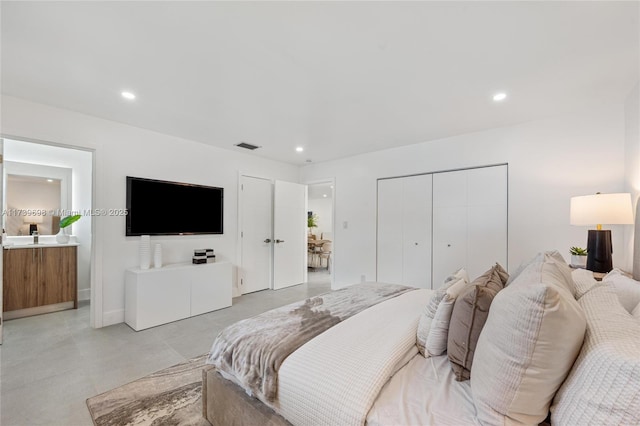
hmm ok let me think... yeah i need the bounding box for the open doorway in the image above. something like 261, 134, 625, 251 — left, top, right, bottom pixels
1, 138, 93, 329
306, 180, 334, 287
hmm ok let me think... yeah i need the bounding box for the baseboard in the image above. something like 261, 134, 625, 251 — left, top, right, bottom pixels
78, 288, 91, 301
103, 309, 125, 326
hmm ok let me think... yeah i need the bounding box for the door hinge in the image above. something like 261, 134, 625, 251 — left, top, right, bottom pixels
241, 231, 243, 238
240, 278, 243, 286
241, 184, 244, 190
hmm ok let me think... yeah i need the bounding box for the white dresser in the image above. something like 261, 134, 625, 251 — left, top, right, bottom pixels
125, 261, 232, 331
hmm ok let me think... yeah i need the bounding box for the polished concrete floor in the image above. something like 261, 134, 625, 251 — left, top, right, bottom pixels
0, 272, 331, 426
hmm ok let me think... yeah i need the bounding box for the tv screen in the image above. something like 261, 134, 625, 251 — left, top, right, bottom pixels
126, 176, 223, 236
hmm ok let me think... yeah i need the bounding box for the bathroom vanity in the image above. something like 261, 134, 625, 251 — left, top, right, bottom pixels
3, 243, 78, 319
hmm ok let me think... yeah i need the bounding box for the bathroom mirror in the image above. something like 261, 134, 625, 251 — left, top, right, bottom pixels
3, 161, 72, 236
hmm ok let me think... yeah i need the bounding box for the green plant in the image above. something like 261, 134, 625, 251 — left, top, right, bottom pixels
60, 214, 81, 229
307, 214, 318, 228
569, 246, 588, 256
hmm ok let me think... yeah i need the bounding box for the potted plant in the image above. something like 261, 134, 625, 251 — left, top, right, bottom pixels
56, 214, 81, 244
569, 246, 588, 268
307, 213, 318, 236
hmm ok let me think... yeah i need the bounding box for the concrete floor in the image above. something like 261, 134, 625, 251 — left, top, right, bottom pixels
0, 272, 330, 426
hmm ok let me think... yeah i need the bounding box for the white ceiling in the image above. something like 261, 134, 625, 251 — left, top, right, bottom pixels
2, 2, 638, 165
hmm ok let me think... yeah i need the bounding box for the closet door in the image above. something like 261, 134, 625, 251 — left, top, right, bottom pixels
466, 166, 508, 279
402, 174, 432, 288
432, 171, 468, 288
377, 178, 404, 284
432, 165, 507, 286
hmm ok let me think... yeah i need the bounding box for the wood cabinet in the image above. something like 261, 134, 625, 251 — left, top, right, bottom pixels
3, 246, 77, 316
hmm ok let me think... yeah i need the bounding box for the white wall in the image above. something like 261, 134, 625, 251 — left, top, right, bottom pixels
1, 95, 299, 327
301, 104, 627, 288
624, 83, 640, 273
308, 197, 332, 238
4, 141, 93, 300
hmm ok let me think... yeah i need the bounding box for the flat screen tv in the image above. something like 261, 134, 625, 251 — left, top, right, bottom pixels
126, 176, 223, 236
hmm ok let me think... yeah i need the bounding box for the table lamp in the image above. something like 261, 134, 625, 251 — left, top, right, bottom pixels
24, 215, 43, 235
570, 193, 633, 273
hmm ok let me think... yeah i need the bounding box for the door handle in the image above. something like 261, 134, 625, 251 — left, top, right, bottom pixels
275, 239, 285, 244
264, 239, 272, 243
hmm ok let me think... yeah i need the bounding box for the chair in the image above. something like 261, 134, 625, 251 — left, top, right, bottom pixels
319, 242, 332, 271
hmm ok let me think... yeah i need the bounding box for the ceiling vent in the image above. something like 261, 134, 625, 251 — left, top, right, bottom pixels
235, 142, 261, 150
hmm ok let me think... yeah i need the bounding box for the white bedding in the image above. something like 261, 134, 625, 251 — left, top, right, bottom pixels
273, 288, 432, 426
367, 354, 480, 426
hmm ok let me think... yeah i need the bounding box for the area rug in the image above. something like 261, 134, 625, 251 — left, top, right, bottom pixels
86, 354, 210, 426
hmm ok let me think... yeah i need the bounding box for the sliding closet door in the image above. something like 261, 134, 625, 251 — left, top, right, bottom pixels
432, 165, 507, 287
402, 174, 432, 288
432, 171, 468, 288
377, 174, 432, 288
377, 178, 404, 284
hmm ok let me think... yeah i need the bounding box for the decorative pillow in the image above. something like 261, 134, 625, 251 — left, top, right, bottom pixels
416, 269, 469, 356
447, 263, 508, 380
571, 268, 601, 299
471, 256, 586, 426
506, 250, 569, 287
602, 268, 640, 313
551, 285, 640, 425
633, 302, 640, 319
424, 278, 468, 356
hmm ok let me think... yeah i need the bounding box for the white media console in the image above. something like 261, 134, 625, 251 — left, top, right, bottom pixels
125, 261, 232, 331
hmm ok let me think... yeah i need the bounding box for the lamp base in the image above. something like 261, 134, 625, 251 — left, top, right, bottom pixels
586, 229, 612, 273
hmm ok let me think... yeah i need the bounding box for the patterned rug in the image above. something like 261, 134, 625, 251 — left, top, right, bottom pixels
86, 354, 210, 426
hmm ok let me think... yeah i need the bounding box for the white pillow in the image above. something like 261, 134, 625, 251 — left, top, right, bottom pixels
552, 285, 640, 425
633, 302, 640, 319
423, 278, 468, 356
571, 268, 601, 299
602, 268, 640, 313
416, 269, 468, 356
472, 256, 586, 425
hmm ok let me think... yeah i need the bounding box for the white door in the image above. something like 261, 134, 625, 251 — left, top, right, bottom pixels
239, 176, 273, 294
273, 180, 306, 290
432, 165, 507, 286
377, 178, 404, 283
402, 174, 432, 288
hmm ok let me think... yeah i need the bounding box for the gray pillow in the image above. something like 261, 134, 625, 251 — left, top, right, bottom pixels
447, 263, 507, 381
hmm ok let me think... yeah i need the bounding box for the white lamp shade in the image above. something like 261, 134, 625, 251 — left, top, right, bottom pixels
570, 193, 633, 226
23, 215, 44, 224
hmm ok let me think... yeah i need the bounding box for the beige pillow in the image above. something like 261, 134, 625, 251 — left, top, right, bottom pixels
506, 251, 570, 288
471, 258, 586, 425
447, 263, 507, 380
602, 268, 640, 313
416, 269, 469, 356
571, 268, 601, 299
633, 302, 640, 319
424, 278, 468, 356
552, 285, 640, 425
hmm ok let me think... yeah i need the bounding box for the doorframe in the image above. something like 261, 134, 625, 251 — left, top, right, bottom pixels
303, 177, 336, 288
236, 172, 276, 296
0, 134, 101, 328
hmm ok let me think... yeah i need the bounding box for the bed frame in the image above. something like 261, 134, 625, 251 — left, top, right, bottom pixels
202, 366, 290, 426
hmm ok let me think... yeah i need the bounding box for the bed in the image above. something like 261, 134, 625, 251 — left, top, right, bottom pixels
202, 207, 640, 426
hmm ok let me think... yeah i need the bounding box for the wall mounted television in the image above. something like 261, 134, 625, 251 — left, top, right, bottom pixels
126, 176, 223, 236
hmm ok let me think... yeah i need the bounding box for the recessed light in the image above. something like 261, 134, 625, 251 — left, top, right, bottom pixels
323, 194, 327, 198
492, 92, 507, 102
121, 91, 136, 100
295, 147, 304, 153
330, 185, 334, 189
47, 179, 53, 182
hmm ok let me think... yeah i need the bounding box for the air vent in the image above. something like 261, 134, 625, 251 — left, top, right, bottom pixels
235, 142, 261, 150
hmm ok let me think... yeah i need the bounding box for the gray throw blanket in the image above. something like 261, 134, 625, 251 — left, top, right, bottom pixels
206, 282, 415, 402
